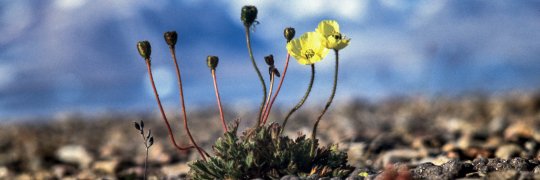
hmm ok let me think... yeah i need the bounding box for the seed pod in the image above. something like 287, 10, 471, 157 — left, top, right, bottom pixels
140, 120, 144, 130
241, 5, 258, 27
137, 41, 151, 59
264, 55, 274, 66
146, 129, 152, 140
148, 136, 154, 147
272, 67, 281, 77
134, 122, 141, 131
284, 27, 295, 42
164, 31, 178, 47
207, 56, 219, 70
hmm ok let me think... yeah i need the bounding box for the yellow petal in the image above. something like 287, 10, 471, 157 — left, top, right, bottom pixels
310, 54, 323, 64
288, 31, 329, 65
336, 38, 351, 50
316, 20, 340, 37
296, 57, 310, 65
286, 40, 302, 57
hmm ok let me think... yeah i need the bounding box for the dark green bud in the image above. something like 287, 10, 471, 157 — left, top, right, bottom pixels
284, 27, 295, 42
241, 5, 258, 27
164, 31, 178, 47
264, 54, 274, 66
207, 56, 219, 70
137, 41, 151, 59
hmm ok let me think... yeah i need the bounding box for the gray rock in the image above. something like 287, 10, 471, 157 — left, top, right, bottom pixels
92, 159, 119, 174
346, 143, 366, 165
486, 170, 518, 180
56, 145, 93, 168
161, 163, 190, 179
510, 157, 534, 171
280, 175, 300, 180
0, 166, 9, 179
376, 149, 422, 168
495, 144, 523, 159
441, 159, 474, 178
533, 165, 540, 174
412, 163, 443, 179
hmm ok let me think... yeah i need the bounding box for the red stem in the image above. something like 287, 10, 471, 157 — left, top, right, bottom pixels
145, 60, 194, 151
169, 48, 207, 161
211, 69, 228, 132
262, 53, 290, 123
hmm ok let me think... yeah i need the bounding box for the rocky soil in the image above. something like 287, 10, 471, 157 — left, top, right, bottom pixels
2, 92, 540, 179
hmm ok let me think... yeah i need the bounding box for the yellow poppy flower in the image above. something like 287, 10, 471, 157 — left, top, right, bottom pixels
286, 32, 329, 65
316, 20, 351, 50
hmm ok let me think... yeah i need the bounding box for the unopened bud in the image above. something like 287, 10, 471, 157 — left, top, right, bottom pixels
264, 55, 274, 66
137, 41, 152, 59
164, 31, 178, 47
284, 27, 295, 42
207, 56, 219, 70
241, 5, 258, 27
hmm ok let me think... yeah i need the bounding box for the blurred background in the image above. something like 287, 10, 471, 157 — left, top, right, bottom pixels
3, 0, 540, 178
1, 0, 540, 120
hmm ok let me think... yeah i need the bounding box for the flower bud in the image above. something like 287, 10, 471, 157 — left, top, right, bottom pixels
207, 56, 219, 70
241, 5, 258, 27
164, 31, 178, 47
137, 41, 151, 59
264, 54, 274, 66
284, 27, 295, 42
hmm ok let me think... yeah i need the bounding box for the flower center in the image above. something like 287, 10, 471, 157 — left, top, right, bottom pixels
331, 33, 342, 40
303, 49, 315, 59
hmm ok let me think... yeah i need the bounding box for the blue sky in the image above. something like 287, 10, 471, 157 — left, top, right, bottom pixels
1, 0, 540, 119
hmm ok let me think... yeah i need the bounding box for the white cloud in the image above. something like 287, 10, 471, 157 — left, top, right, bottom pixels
0, 0, 33, 45
55, 0, 87, 10
0, 64, 16, 90
347, 30, 427, 83
224, 0, 369, 26
144, 66, 175, 99
379, 0, 408, 10
409, 0, 447, 27
221, 0, 369, 74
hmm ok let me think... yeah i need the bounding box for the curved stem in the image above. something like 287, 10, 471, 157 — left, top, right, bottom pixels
244, 26, 267, 127
211, 69, 228, 132
281, 64, 315, 134
262, 72, 275, 125
310, 50, 339, 156
145, 60, 194, 151
263, 53, 290, 124
168, 47, 207, 161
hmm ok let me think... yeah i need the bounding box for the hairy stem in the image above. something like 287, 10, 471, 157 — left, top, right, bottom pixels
244, 26, 267, 127
211, 69, 228, 132
145, 60, 194, 151
310, 50, 339, 156
262, 72, 275, 125
281, 64, 315, 134
263, 53, 291, 124
168, 48, 207, 161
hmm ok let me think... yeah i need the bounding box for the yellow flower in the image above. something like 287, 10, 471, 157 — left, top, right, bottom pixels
316, 20, 351, 50
286, 32, 329, 65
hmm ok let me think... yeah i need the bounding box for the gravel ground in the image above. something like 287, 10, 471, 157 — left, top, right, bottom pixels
2, 92, 540, 179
